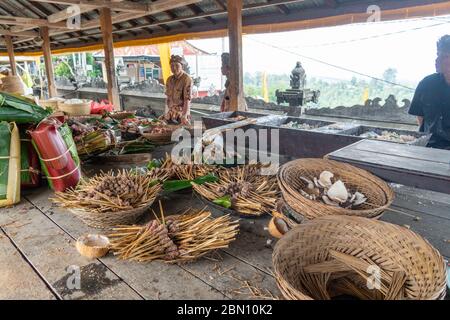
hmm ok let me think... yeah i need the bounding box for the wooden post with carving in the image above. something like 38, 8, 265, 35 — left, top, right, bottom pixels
40, 27, 58, 98
100, 7, 121, 110
227, 0, 247, 111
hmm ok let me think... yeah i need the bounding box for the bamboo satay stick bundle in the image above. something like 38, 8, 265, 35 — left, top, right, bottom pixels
109, 205, 239, 263
192, 164, 280, 216
53, 169, 161, 213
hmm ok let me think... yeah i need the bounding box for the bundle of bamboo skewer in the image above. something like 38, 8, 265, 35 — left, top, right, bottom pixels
192, 164, 280, 217
53, 169, 162, 228
109, 203, 239, 263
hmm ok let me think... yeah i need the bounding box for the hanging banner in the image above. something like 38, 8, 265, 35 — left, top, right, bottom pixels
158, 43, 172, 84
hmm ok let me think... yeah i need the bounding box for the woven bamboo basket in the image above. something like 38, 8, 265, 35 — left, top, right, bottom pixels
277, 158, 394, 220
273, 215, 447, 300
141, 125, 179, 144
38, 98, 65, 111
59, 100, 92, 116
0, 75, 26, 95
109, 111, 136, 120
70, 203, 153, 229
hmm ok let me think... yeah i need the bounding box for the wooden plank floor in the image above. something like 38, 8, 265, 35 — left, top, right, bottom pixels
1, 183, 449, 300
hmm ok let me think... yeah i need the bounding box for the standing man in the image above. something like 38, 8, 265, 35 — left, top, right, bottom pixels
220, 53, 231, 112
409, 35, 450, 149
163, 55, 192, 125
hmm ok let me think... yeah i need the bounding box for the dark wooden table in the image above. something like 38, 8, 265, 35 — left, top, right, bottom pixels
327, 139, 450, 194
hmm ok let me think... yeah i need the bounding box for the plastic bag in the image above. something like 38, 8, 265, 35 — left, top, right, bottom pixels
30, 117, 81, 192
91, 100, 114, 114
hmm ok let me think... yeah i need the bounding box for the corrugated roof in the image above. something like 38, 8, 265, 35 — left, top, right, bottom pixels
0, 0, 449, 55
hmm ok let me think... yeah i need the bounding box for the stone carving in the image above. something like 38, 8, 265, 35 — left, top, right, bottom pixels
290, 61, 306, 90
122, 79, 165, 93
305, 95, 414, 123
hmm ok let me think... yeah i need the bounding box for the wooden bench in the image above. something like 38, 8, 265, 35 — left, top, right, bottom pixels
327, 139, 450, 194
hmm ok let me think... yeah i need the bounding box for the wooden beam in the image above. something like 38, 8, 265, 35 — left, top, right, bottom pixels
0, 15, 67, 28
227, 0, 247, 111
100, 7, 121, 110
4, 36, 17, 76
0, 29, 39, 37
31, 0, 148, 13
40, 27, 58, 98
32, 0, 202, 13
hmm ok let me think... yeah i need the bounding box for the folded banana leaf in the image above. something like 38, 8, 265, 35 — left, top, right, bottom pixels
0, 122, 20, 207
19, 126, 41, 189
0, 92, 52, 124
163, 174, 218, 193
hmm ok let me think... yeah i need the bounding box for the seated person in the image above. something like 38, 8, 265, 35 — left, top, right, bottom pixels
409, 35, 450, 150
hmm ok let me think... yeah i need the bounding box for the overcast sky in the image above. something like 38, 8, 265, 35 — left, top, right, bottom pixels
188, 15, 450, 86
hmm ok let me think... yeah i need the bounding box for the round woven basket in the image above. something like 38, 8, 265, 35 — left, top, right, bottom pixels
273, 215, 447, 300
277, 158, 394, 220
141, 125, 179, 144
70, 203, 153, 229
0, 75, 26, 95
109, 111, 136, 120
59, 100, 91, 116
38, 98, 65, 111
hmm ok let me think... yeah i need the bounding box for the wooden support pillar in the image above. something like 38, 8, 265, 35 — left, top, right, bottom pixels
100, 7, 121, 110
227, 0, 247, 111
40, 27, 57, 98
5, 36, 17, 76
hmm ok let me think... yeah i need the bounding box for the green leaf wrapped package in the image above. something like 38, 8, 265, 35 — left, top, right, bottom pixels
0, 92, 52, 124
19, 126, 41, 188
0, 122, 20, 207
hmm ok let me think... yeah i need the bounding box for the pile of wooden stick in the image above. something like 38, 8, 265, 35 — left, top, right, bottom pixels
109, 204, 239, 263
192, 164, 280, 216
53, 169, 161, 213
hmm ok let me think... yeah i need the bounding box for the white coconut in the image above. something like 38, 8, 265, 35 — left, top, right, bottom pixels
327, 180, 348, 203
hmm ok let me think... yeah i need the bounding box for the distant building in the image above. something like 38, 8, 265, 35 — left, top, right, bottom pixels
93, 41, 221, 96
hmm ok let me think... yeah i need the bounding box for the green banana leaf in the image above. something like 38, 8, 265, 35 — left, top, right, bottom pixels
163, 174, 219, 193
0, 92, 52, 124
213, 195, 232, 209
147, 158, 163, 170
0, 122, 11, 200
20, 137, 31, 185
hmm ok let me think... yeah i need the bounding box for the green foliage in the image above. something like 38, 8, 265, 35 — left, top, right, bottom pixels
54, 61, 72, 78
244, 68, 415, 108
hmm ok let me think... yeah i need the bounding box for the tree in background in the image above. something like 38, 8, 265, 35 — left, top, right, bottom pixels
244, 68, 414, 108
383, 68, 398, 84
